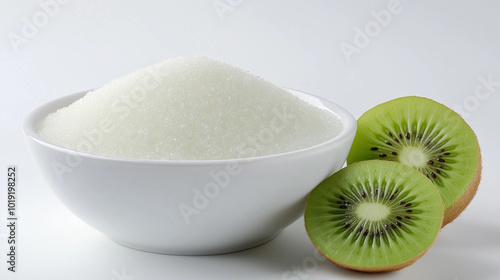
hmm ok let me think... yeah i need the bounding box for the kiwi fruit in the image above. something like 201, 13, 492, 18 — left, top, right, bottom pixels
346, 96, 481, 226
305, 160, 443, 272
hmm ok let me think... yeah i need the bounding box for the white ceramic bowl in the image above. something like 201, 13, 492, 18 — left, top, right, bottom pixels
23, 89, 356, 255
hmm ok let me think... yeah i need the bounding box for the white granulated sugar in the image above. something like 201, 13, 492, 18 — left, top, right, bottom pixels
37, 56, 343, 160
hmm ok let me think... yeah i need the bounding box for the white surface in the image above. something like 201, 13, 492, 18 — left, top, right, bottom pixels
1, 0, 499, 279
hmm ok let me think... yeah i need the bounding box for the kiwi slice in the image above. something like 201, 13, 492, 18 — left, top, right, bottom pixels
305, 160, 443, 272
346, 96, 481, 226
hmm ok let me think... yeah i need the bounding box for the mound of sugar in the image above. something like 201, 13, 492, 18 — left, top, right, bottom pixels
37, 56, 343, 160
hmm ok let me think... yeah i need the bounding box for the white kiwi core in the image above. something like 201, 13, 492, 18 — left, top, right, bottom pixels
355, 202, 390, 222
399, 146, 429, 169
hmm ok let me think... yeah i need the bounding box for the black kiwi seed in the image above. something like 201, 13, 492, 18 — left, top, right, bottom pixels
315, 165, 431, 255
406, 210, 413, 213
439, 149, 445, 153
393, 137, 400, 143
391, 151, 398, 155
305, 159, 448, 271
443, 152, 450, 156
428, 160, 434, 165
398, 133, 403, 139
331, 181, 419, 243
388, 132, 393, 137
435, 169, 441, 174
385, 141, 392, 146
370, 147, 379, 151
379, 154, 387, 158
437, 158, 445, 163
405, 132, 410, 139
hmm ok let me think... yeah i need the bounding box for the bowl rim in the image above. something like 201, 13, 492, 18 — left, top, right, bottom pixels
22, 88, 356, 166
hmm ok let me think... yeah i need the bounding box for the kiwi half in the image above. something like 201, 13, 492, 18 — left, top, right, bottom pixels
305, 160, 443, 272
346, 96, 481, 226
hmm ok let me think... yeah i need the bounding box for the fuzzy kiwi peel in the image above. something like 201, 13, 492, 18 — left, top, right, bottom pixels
346, 96, 481, 226
305, 160, 443, 272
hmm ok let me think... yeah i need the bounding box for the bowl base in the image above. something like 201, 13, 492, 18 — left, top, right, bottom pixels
108, 231, 282, 256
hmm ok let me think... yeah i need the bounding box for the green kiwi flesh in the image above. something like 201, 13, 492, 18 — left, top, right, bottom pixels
305, 160, 443, 272
346, 96, 480, 226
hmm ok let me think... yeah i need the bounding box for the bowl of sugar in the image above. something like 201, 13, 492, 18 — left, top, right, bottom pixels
23, 56, 356, 255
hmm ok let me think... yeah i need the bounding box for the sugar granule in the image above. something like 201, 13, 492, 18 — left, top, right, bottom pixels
37, 56, 343, 160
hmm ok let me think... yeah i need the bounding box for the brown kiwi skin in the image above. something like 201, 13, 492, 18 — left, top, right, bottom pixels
307, 204, 444, 273
442, 145, 481, 227
346, 97, 481, 227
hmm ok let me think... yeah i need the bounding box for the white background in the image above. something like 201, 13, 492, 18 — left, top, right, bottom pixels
1, 0, 500, 279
